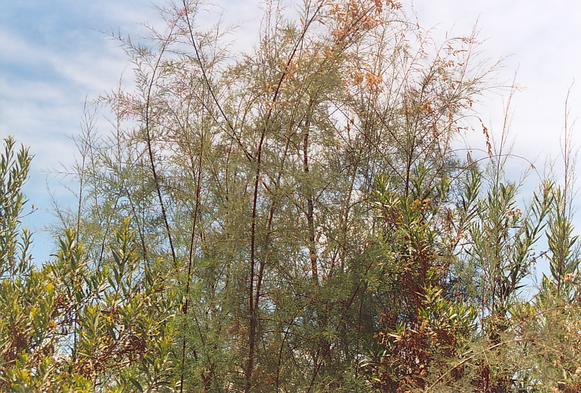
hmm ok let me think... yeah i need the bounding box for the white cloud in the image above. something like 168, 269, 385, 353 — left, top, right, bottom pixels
412, 0, 581, 160
2, 0, 581, 266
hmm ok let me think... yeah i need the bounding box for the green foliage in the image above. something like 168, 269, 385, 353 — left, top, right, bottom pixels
0, 142, 178, 390
0, 1, 579, 392
468, 180, 553, 318
0, 137, 32, 278
546, 188, 580, 299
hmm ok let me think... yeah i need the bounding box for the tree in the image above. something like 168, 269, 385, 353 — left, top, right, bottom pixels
0, 1, 579, 392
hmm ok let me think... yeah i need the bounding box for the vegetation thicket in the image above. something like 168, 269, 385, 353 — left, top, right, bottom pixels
0, 0, 579, 391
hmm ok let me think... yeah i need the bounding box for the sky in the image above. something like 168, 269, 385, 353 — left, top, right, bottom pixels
1, 0, 580, 275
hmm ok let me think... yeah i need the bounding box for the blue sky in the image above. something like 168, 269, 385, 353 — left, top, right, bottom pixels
0, 0, 263, 262
0, 0, 167, 262
1, 0, 581, 276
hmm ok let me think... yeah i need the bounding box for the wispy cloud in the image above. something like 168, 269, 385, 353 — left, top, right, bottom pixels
1, 0, 580, 266
0, 1, 169, 262
413, 0, 581, 159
